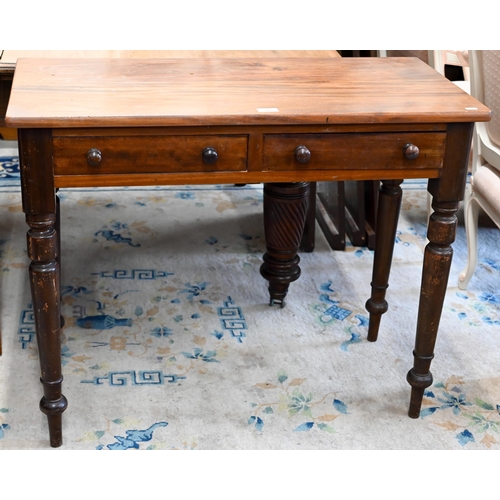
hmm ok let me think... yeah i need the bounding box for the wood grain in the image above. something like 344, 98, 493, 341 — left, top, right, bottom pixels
262, 132, 446, 171
13, 53, 488, 444
5, 57, 491, 128
0, 50, 340, 69
52, 168, 441, 189
0, 51, 339, 134
53, 134, 248, 175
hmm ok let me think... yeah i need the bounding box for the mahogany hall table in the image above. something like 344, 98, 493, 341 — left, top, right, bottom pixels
5, 57, 490, 447
0, 50, 340, 355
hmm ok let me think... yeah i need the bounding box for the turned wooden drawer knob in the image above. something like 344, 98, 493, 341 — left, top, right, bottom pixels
202, 147, 218, 165
403, 143, 420, 160
295, 145, 311, 163
87, 148, 103, 166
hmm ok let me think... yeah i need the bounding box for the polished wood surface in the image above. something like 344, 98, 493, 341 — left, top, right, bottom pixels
6, 57, 489, 128
0, 50, 339, 133
262, 131, 447, 171
0, 49, 340, 67
6, 57, 490, 447
53, 134, 248, 174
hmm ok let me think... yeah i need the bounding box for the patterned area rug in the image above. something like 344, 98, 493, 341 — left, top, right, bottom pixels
1, 143, 500, 450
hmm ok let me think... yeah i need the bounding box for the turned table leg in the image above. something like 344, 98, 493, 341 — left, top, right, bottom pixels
260, 182, 309, 307
406, 122, 474, 417
365, 179, 403, 341
20, 128, 67, 447
407, 199, 458, 417
27, 212, 67, 447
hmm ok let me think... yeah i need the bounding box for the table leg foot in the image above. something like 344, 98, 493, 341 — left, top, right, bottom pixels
40, 394, 68, 447
260, 182, 309, 307
406, 367, 433, 418
365, 179, 403, 342
270, 297, 286, 308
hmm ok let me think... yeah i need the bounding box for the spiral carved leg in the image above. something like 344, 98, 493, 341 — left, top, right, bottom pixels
27, 212, 67, 447
260, 182, 309, 307
365, 179, 403, 341
407, 200, 458, 418
300, 182, 316, 253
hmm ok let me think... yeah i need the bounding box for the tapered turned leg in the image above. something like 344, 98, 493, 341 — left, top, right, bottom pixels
27, 212, 67, 447
365, 179, 403, 341
260, 182, 309, 307
19, 128, 67, 447
407, 200, 458, 417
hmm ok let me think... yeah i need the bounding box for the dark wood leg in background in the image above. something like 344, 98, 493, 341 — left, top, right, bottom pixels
260, 182, 309, 307
315, 180, 379, 251
20, 128, 67, 447
344, 180, 367, 247
315, 181, 346, 250
300, 181, 316, 252
365, 179, 403, 342
364, 180, 380, 250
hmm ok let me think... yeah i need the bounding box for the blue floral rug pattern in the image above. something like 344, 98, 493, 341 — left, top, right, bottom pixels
1, 149, 500, 450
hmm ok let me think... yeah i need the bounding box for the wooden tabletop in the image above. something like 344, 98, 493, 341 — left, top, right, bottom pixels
0, 50, 340, 72
5, 57, 491, 128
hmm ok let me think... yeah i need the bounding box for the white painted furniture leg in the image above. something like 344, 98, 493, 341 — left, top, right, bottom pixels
458, 187, 481, 289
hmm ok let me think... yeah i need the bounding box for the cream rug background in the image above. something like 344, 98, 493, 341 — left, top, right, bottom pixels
1, 143, 500, 450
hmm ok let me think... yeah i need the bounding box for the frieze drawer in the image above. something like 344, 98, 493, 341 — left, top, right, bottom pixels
262, 132, 447, 171
53, 135, 248, 175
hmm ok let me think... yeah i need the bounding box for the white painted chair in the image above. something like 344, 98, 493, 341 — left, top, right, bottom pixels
378, 51, 472, 231
458, 50, 500, 289
429, 50, 470, 93
426, 51, 471, 224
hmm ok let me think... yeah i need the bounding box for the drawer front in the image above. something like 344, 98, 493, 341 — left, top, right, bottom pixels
53, 135, 248, 175
262, 132, 446, 171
